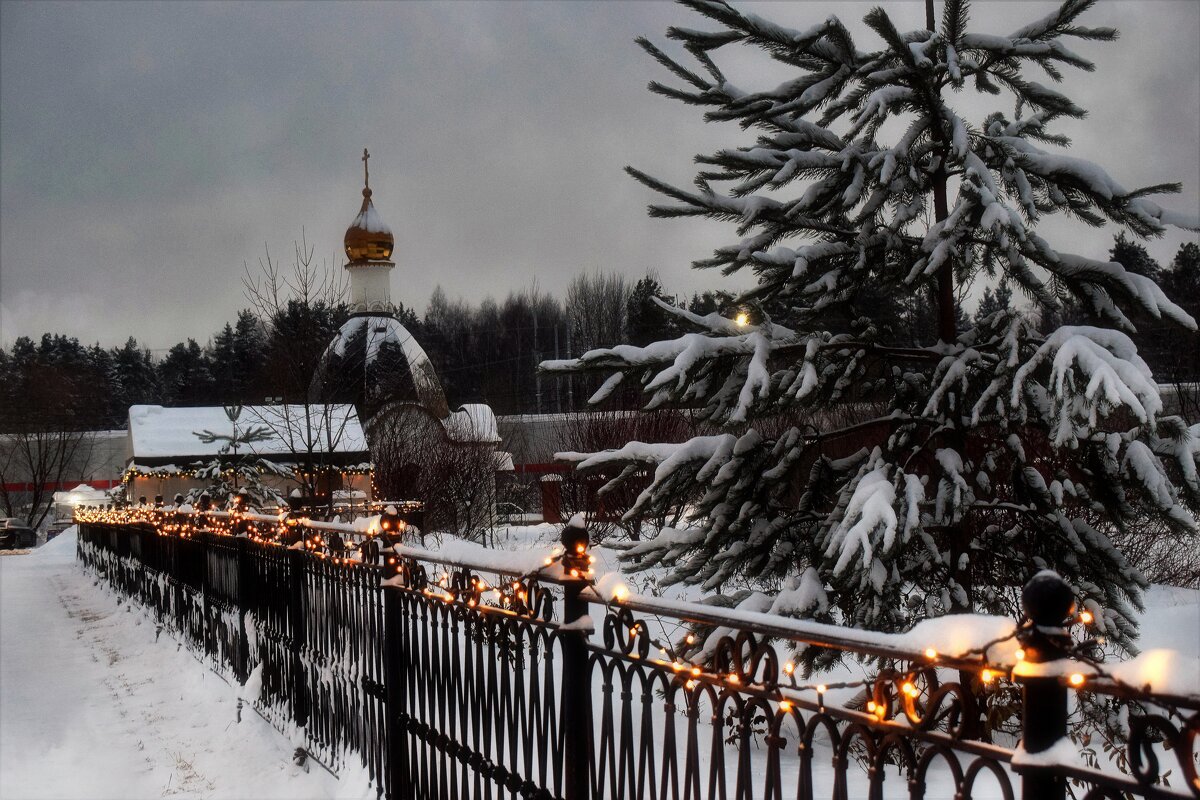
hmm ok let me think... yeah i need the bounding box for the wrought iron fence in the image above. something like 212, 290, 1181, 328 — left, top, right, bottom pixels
74, 506, 1199, 800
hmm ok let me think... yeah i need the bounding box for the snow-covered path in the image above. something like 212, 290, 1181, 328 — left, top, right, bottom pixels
0, 530, 369, 800
3, 526, 1197, 799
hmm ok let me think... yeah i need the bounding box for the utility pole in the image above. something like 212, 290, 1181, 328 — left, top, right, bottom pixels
553, 324, 562, 413
534, 312, 542, 414
566, 324, 575, 411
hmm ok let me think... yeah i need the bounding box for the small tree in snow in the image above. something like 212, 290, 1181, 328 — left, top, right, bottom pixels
544, 0, 1199, 662
191, 405, 288, 508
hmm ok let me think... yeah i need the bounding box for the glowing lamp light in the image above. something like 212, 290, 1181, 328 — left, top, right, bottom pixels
779, 700, 792, 712
727, 673, 740, 685
924, 648, 938, 660
816, 684, 827, 694
691, 666, 701, 677
685, 633, 696, 645
1079, 610, 1094, 624
1069, 673, 1086, 687
783, 661, 795, 675
611, 584, 630, 603
560, 516, 590, 575
1014, 648, 1026, 662
981, 669, 995, 684
866, 700, 878, 713
902, 682, 919, 698
735, 312, 749, 327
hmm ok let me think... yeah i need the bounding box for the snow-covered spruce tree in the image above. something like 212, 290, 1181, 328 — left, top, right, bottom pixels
543, 0, 1199, 661
190, 405, 288, 509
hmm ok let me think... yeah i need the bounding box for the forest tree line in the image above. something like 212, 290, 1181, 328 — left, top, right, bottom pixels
1, 236, 1197, 434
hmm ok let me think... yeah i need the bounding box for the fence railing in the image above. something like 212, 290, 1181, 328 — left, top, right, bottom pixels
74, 506, 1199, 800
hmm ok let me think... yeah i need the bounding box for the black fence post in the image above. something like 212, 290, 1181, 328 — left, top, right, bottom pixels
1016, 571, 1073, 800
560, 519, 593, 800
288, 548, 309, 728
235, 537, 252, 684
200, 531, 213, 657
382, 583, 407, 800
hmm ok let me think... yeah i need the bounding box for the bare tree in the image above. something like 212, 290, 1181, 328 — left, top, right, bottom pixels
565, 270, 630, 353
563, 271, 632, 410
552, 409, 695, 541
241, 231, 355, 505
0, 429, 96, 529
370, 404, 502, 542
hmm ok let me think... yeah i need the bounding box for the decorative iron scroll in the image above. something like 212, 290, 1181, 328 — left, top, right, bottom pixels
1126, 712, 1200, 797
74, 515, 1200, 800
866, 666, 978, 738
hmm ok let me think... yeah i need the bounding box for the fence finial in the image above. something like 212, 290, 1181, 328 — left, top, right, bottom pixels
560, 514, 589, 579
1021, 570, 1075, 628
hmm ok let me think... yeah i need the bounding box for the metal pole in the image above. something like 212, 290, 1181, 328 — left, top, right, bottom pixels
560, 519, 593, 800
235, 536, 252, 684
1016, 572, 1073, 800
288, 548, 309, 727
382, 585, 408, 800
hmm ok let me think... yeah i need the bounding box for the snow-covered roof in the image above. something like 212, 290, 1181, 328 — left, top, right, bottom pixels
313, 315, 449, 419
127, 405, 368, 461
53, 484, 111, 504
350, 201, 391, 235
444, 404, 501, 444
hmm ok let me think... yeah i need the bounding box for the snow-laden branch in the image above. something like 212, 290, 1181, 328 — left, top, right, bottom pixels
1012, 326, 1161, 446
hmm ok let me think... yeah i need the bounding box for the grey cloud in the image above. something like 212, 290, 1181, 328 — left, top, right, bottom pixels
1, 0, 1196, 351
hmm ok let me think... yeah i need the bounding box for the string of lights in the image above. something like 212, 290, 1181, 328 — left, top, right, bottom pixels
73, 504, 1188, 723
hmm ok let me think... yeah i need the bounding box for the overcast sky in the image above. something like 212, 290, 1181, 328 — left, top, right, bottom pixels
1, 0, 1197, 352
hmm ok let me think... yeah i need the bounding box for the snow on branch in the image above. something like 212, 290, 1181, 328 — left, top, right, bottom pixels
558, 435, 738, 519
1122, 440, 1198, 532
1012, 326, 1162, 445
1052, 253, 1197, 331
820, 456, 922, 587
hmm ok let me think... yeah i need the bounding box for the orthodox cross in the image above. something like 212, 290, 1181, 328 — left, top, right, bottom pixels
362, 148, 370, 189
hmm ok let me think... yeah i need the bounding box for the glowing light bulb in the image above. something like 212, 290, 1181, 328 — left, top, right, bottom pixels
1014, 648, 1026, 662
1069, 673, 1086, 687
1079, 610, 1094, 624
735, 312, 749, 327
924, 648, 938, 660
783, 661, 795, 675
612, 584, 630, 603
981, 669, 995, 684
779, 700, 792, 711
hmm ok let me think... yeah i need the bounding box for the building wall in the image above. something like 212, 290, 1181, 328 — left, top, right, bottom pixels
0, 430, 126, 491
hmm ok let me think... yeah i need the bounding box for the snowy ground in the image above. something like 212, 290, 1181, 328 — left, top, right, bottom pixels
2, 524, 1196, 799
0, 529, 372, 800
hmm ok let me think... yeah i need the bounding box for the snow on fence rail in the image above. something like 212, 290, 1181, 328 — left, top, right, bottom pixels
73, 505, 1199, 800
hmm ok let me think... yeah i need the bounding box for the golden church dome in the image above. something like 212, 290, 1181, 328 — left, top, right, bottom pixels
344, 149, 394, 262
